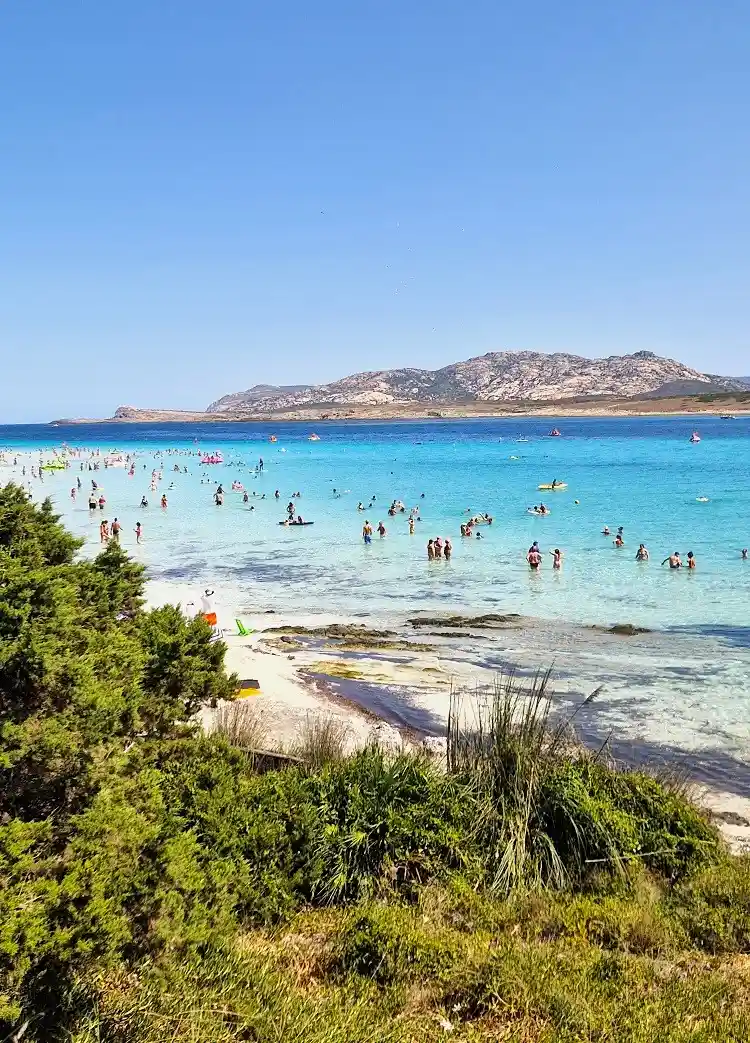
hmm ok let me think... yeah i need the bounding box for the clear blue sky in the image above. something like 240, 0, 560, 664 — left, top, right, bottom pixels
1, 1, 749, 421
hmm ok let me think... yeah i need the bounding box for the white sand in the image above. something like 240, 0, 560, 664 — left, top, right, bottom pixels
146, 580, 398, 753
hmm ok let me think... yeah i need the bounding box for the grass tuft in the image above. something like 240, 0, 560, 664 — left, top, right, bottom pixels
293, 713, 351, 768
213, 699, 267, 751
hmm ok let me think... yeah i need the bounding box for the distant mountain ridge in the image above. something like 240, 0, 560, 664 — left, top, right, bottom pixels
206, 351, 745, 412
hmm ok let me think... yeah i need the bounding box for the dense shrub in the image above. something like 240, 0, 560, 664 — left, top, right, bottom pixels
310, 747, 476, 902
334, 905, 469, 984
669, 856, 750, 954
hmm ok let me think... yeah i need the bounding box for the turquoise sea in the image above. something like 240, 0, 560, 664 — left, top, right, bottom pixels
2, 416, 750, 790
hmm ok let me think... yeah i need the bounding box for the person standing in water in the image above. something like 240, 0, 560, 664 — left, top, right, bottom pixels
377, 521, 386, 537
686, 551, 696, 569
635, 544, 649, 561
662, 551, 682, 569
527, 546, 542, 570
111, 518, 121, 542
444, 538, 452, 559
362, 521, 373, 545
550, 548, 562, 569
161, 494, 168, 509
99, 519, 109, 544
408, 516, 415, 535
427, 539, 435, 560
134, 522, 143, 544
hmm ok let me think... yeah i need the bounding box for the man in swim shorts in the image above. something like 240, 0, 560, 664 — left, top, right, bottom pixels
363, 521, 372, 544
527, 546, 541, 569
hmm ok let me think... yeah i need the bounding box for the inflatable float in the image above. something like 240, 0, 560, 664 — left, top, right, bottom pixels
538, 483, 567, 491
279, 520, 315, 526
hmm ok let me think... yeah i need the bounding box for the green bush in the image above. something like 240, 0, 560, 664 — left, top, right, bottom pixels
334, 905, 468, 984
310, 747, 476, 902
669, 856, 750, 954
448, 677, 722, 891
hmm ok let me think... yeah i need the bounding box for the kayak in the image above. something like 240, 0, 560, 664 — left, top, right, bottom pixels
538, 483, 567, 491
279, 520, 315, 526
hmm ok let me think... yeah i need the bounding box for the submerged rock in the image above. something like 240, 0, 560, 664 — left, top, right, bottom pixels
265, 623, 394, 640
407, 613, 521, 629
603, 623, 652, 636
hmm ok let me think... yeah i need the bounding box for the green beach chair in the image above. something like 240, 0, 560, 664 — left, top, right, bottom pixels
236, 618, 253, 637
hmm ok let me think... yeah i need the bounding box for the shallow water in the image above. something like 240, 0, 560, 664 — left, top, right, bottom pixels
2, 415, 750, 784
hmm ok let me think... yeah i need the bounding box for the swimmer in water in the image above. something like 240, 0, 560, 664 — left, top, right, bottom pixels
444, 538, 452, 559
527, 546, 542, 569
743, 549, 748, 560
409, 516, 415, 535
427, 539, 435, 560
377, 521, 386, 537
614, 533, 624, 548
602, 526, 610, 536
635, 544, 649, 561
140, 496, 148, 508
550, 548, 562, 569
135, 522, 142, 544
662, 551, 682, 569
686, 551, 696, 569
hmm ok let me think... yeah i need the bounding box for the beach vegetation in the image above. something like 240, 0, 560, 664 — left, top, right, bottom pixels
293, 711, 351, 767
0, 486, 747, 1041
214, 698, 268, 752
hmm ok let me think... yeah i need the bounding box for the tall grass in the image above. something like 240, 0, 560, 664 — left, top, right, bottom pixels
446, 672, 634, 892
293, 713, 351, 769
214, 700, 268, 752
